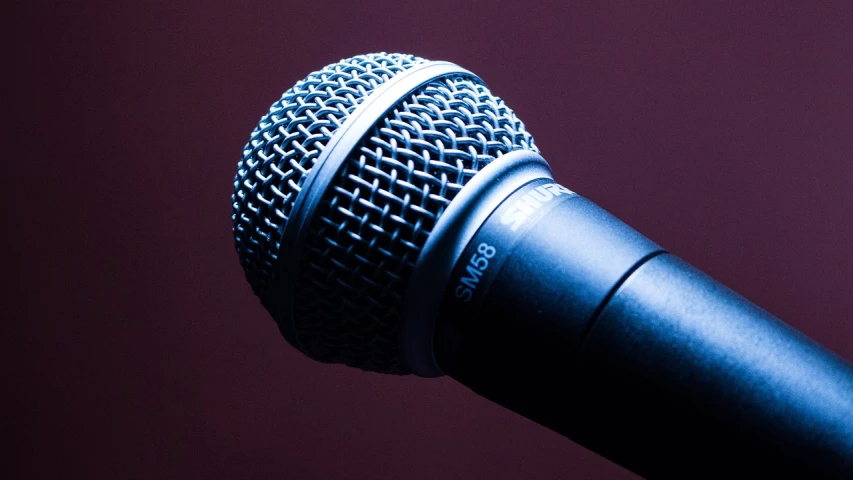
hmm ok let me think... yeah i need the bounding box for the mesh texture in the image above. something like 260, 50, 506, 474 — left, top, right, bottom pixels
232, 53, 427, 306
291, 74, 538, 373
232, 54, 538, 373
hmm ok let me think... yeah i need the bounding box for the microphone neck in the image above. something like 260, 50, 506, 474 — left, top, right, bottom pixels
434, 182, 663, 381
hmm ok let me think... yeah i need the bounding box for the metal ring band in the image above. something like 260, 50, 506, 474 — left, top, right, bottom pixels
399, 150, 553, 377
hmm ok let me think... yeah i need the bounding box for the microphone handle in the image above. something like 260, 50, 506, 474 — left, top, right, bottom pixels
434, 179, 853, 478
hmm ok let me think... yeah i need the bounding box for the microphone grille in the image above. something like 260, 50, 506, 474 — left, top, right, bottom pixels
232, 53, 538, 374
232, 53, 428, 306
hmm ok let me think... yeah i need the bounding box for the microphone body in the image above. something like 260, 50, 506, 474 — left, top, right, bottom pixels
232, 54, 853, 478
431, 166, 853, 477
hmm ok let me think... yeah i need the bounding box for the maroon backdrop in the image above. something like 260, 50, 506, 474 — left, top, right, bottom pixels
7, 1, 853, 478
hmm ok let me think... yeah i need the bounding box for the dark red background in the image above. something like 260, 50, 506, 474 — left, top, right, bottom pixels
7, 1, 853, 478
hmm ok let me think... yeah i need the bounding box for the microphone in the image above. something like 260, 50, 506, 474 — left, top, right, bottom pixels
231, 53, 853, 478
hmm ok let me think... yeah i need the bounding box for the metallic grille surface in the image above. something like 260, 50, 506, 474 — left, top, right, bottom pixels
232, 53, 427, 305
292, 74, 539, 373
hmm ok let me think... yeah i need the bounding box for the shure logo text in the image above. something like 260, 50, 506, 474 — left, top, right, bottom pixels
500, 183, 574, 232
